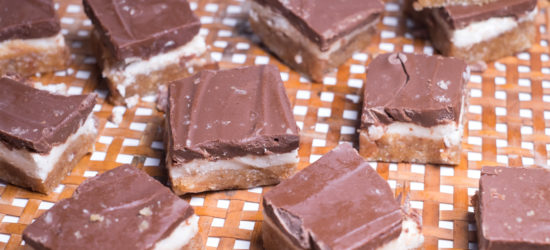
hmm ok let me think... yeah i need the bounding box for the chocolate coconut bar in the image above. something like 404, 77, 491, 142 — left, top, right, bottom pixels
0, 0, 70, 76
23, 165, 202, 250
249, 0, 383, 82
426, 0, 537, 63
0, 76, 97, 193
262, 143, 424, 250
165, 65, 300, 195
83, 0, 207, 107
474, 167, 550, 250
360, 53, 469, 165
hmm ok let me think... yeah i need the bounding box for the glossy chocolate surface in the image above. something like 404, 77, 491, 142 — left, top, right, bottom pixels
23, 165, 195, 250
0, 76, 96, 153
476, 167, 550, 250
0, 0, 60, 41
438, 0, 537, 29
83, 0, 200, 60
361, 53, 468, 127
254, 0, 384, 51
167, 65, 299, 163
263, 143, 402, 249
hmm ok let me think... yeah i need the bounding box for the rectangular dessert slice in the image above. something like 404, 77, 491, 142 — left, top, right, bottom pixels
0, 0, 69, 76
473, 167, 550, 250
23, 165, 202, 249
83, 0, 207, 107
427, 0, 537, 63
359, 53, 469, 165
0, 76, 97, 193
166, 65, 300, 195
249, 0, 383, 82
262, 143, 424, 250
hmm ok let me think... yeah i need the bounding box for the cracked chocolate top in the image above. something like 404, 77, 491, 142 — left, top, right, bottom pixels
476, 167, 550, 249
255, 0, 384, 51
0, 0, 60, 42
167, 65, 299, 163
361, 53, 468, 127
437, 0, 537, 29
263, 143, 402, 249
83, 0, 200, 60
23, 165, 195, 250
0, 76, 96, 153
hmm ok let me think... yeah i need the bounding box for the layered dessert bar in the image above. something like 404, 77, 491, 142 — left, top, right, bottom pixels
83, 0, 207, 107
0, 76, 97, 193
0, 0, 70, 76
165, 65, 300, 195
23, 165, 202, 249
426, 0, 537, 63
249, 0, 383, 82
360, 53, 469, 165
473, 167, 550, 249
412, 0, 496, 10
262, 143, 424, 250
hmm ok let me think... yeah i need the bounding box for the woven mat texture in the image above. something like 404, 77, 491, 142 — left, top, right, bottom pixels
0, 0, 549, 249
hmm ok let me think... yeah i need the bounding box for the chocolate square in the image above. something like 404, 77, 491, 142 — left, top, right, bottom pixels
167, 65, 299, 163
475, 167, 550, 250
263, 143, 403, 249
437, 0, 537, 30
83, 0, 200, 60
254, 0, 383, 50
361, 53, 468, 128
0, 76, 96, 153
0, 0, 60, 41
23, 165, 195, 249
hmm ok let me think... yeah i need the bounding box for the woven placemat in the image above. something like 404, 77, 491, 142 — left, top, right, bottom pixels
0, 0, 549, 249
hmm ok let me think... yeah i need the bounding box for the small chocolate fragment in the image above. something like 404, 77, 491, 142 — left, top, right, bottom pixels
475, 167, 550, 250
83, 0, 200, 60
0, 76, 96, 153
361, 53, 468, 127
167, 65, 299, 162
23, 165, 197, 250
263, 143, 403, 249
0, 0, 61, 41
438, 0, 537, 29
254, 0, 383, 51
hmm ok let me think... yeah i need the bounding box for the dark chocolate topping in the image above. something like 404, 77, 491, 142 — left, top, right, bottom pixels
361, 53, 468, 127
438, 0, 537, 29
0, 0, 60, 41
167, 65, 299, 162
263, 143, 402, 249
477, 167, 550, 250
0, 76, 96, 153
82, 0, 200, 60
254, 0, 384, 51
23, 165, 195, 250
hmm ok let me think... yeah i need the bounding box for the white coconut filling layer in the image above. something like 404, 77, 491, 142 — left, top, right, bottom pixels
378, 216, 424, 250
0, 114, 97, 181
105, 34, 207, 97
170, 149, 299, 179
154, 214, 199, 250
0, 32, 66, 56
249, 2, 377, 60
367, 122, 461, 148
435, 8, 537, 48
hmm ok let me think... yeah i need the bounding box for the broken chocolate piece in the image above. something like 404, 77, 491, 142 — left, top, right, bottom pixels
0, 0, 60, 41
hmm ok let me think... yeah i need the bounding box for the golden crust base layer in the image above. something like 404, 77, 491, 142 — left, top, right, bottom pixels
0, 38, 69, 76
170, 162, 297, 195
249, 11, 377, 83
0, 128, 96, 194
431, 20, 535, 63
359, 129, 461, 165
